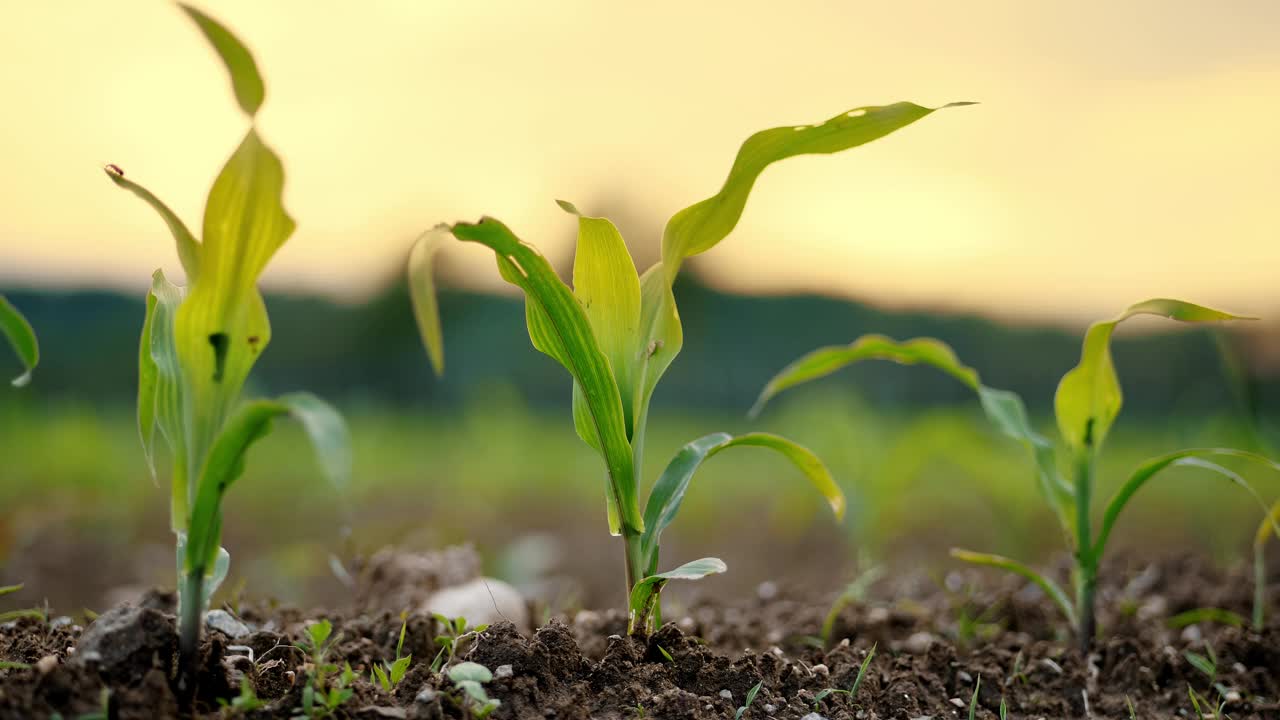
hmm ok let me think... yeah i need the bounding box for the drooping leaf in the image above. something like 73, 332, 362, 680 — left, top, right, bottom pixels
752, 335, 1075, 531
661, 101, 973, 280
639, 432, 844, 573
950, 548, 1076, 629
1093, 449, 1280, 564
104, 167, 201, 280
184, 392, 350, 574
561, 200, 642, 436
141, 271, 192, 528
449, 218, 642, 533
406, 225, 451, 376
1054, 299, 1251, 457
175, 128, 293, 467
628, 557, 727, 633
1257, 499, 1280, 550
0, 295, 38, 387
179, 3, 265, 117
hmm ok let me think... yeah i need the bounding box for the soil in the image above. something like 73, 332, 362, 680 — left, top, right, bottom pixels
1, 549, 1277, 719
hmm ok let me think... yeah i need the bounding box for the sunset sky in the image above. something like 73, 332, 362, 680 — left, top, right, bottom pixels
1, 1, 1277, 325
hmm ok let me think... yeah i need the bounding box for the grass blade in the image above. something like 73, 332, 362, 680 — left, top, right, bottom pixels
951, 548, 1077, 630
103, 167, 201, 280
0, 295, 38, 387
1166, 608, 1246, 629
639, 432, 844, 573
1095, 449, 1280, 562
178, 3, 265, 117
1054, 299, 1251, 458
406, 225, 451, 376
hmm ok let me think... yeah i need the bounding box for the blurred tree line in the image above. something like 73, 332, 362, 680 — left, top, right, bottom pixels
4, 278, 1275, 424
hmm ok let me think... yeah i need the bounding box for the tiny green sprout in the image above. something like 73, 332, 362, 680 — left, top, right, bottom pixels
1255, 499, 1280, 630
106, 5, 352, 689
0, 295, 38, 387
410, 101, 973, 630
735, 680, 763, 720
820, 563, 884, 647
1184, 642, 1218, 681
813, 642, 876, 708
656, 645, 674, 663
1126, 695, 1137, 719
968, 675, 981, 720
430, 614, 489, 672
371, 613, 413, 692
218, 676, 267, 714
293, 619, 354, 718
0, 584, 46, 624
999, 695, 1007, 720
447, 662, 501, 718
754, 300, 1280, 650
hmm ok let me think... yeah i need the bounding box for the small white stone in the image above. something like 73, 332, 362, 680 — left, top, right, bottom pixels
1180, 624, 1203, 644
903, 631, 935, 654
865, 606, 890, 624
800, 714, 828, 720
422, 577, 529, 631
763, 704, 776, 712
810, 663, 829, 677
205, 610, 252, 640
757, 581, 778, 600
720, 689, 733, 700
949, 697, 966, 708
414, 687, 437, 703
35, 655, 57, 674
495, 664, 513, 679
957, 670, 973, 683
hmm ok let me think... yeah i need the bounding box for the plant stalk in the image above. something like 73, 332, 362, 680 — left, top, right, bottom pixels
1073, 451, 1096, 651
1255, 544, 1266, 631
177, 569, 204, 699
622, 527, 645, 600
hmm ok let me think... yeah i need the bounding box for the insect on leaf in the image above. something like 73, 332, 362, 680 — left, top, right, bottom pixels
1054, 299, 1251, 458
0, 295, 38, 387
179, 3, 265, 117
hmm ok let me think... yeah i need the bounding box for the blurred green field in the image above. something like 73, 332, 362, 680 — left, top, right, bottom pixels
2, 384, 1275, 613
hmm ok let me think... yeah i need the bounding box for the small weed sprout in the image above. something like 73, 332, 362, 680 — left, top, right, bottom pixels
819, 563, 884, 648
0, 295, 38, 387
754, 300, 1280, 649
1255, 499, 1280, 630
968, 675, 981, 720
447, 662, 501, 718
217, 677, 267, 715
734, 680, 763, 720
813, 643, 875, 708
0, 584, 46, 624
293, 620, 354, 719
371, 613, 413, 692
104, 5, 352, 687
430, 614, 489, 672
410, 101, 972, 631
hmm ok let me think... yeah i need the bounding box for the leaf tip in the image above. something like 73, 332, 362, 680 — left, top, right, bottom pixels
555, 199, 581, 216
942, 101, 980, 108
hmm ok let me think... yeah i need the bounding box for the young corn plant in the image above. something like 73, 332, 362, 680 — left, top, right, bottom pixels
1255, 499, 1280, 630
1, 295, 38, 387
753, 299, 1280, 650
409, 101, 971, 633
105, 5, 351, 688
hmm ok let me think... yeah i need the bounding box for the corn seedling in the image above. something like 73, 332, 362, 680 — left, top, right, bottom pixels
0, 295, 38, 387
104, 6, 351, 687
753, 299, 1280, 649
371, 614, 413, 692
812, 642, 875, 708
734, 680, 763, 720
447, 662, 501, 718
430, 614, 489, 671
410, 101, 972, 632
1255, 499, 1280, 630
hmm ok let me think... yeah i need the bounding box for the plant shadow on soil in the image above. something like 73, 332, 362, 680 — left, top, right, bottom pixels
1, 550, 1277, 719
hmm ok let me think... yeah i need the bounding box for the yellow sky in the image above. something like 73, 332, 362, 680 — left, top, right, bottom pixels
0, 1, 1277, 324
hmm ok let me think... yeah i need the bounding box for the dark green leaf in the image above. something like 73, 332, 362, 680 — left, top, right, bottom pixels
951, 548, 1076, 629
0, 295, 38, 387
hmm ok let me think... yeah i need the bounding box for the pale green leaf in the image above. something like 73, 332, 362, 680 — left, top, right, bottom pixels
639, 432, 843, 574
179, 3, 265, 117
628, 557, 727, 633
1257, 499, 1280, 550
1094, 449, 1280, 564
1054, 299, 1251, 457
142, 271, 192, 529
406, 225, 451, 376
0, 295, 38, 387
450, 218, 642, 533
184, 392, 349, 574
104, 166, 201, 280
662, 101, 973, 279
951, 548, 1076, 629
447, 662, 493, 684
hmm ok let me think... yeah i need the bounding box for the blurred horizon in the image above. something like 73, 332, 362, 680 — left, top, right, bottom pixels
3, 1, 1279, 325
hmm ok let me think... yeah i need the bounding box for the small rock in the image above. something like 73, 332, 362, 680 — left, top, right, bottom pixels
949, 698, 965, 708
35, 655, 57, 674
764, 704, 776, 713
422, 577, 529, 631
50, 616, 75, 629
205, 609, 252, 640
414, 687, 437, 703
757, 581, 778, 600
74, 606, 175, 681
1137, 594, 1168, 622
801, 714, 829, 720
865, 606, 890, 624
1223, 689, 1242, 703
811, 663, 830, 677
495, 664, 513, 679
1180, 624, 1203, 644
903, 631, 935, 654
957, 670, 973, 683
720, 689, 733, 700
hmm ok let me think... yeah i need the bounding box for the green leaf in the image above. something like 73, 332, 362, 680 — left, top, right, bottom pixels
1055, 299, 1251, 457
140, 271, 192, 529
628, 557, 726, 633
176, 128, 293, 468
639, 432, 844, 573
662, 101, 973, 280
1166, 608, 1246, 629
184, 392, 350, 574
752, 335, 1075, 532
406, 226, 451, 376
735, 680, 763, 720
103, 167, 201, 280
1257, 499, 1280, 550
1094, 449, 1280, 564
0, 295, 38, 387
448, 661, 493, 684
178, 4, 265, 117
561, 200, 642, 436
951, 548, 1077, 630
449, 218, 642, 533
0, 584, 22, 598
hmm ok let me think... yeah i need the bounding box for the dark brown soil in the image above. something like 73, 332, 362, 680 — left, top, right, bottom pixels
1, 551, 1277, 719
